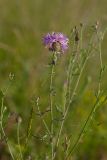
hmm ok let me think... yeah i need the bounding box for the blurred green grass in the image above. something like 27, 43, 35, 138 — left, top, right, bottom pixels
0, 0, 107, 159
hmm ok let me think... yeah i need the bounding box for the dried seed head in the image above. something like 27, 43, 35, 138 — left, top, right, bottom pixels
52, 41, 62, 52
74, 26, 79, 42
27, 155, 32, 160
16, 115, 22, 123
80, 22, 83, 27
95, 21, 99, 30
9, 72, 15, 81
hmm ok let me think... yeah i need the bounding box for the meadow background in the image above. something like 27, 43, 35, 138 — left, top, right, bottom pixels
0, 0, 107, 159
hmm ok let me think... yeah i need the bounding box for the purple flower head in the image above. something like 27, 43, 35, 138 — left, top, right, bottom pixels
43, 32, 69, 53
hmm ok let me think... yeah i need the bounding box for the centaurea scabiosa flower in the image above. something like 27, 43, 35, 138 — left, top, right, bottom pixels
43, 32, 69, 53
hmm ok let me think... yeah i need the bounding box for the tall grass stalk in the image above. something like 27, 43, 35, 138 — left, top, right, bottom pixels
54, 26, 99, 159
25, 106, 34, 146
0, 96, 15, 160
17, 119, 23, 160
65, 26, 107, 159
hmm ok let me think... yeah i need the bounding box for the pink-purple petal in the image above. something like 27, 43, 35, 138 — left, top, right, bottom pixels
43, 32, 69, 53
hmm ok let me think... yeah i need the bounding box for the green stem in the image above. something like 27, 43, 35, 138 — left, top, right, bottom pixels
0, 97, 15, 160
24, 106, 34, 152
17, 122, 23, 160
80, 25, 83, 50
50, 53, 56, 160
